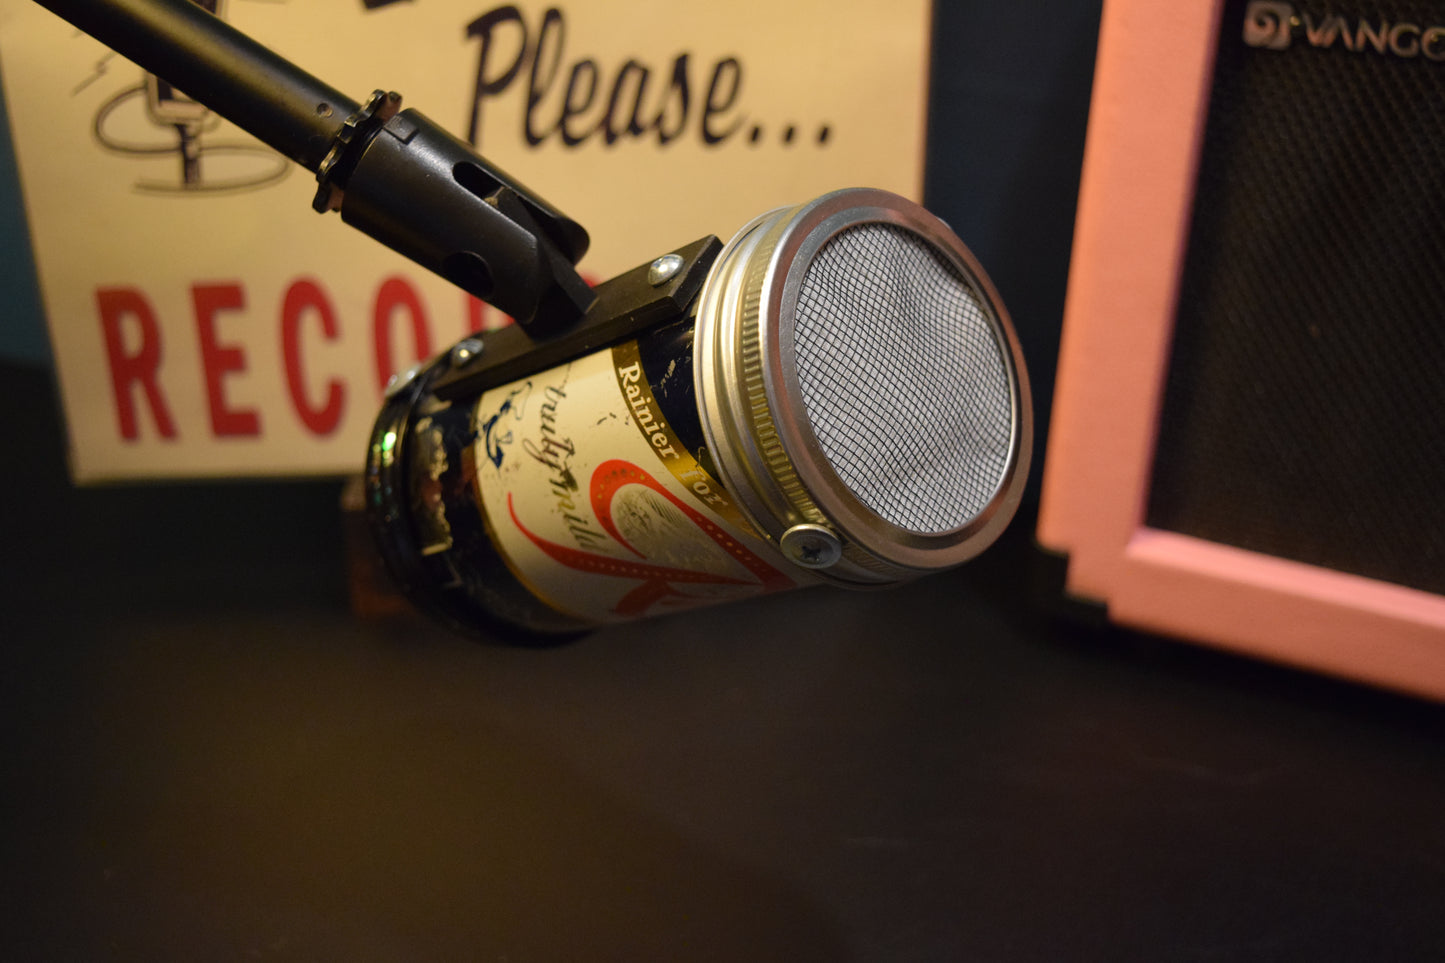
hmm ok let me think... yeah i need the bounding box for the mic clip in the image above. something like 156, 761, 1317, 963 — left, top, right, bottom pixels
430, 234, 723, 402
310, 88, 596, 339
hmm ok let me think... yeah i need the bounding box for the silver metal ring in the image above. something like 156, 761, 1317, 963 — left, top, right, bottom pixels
693, 188, 1032, 585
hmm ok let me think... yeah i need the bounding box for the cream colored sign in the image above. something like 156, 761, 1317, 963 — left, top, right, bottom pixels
473, 341, 799, 623
0, 0, 930, 481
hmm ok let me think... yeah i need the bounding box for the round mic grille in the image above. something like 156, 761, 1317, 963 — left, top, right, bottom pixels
693, 188, 1031, 583
792, 223, 1014, 534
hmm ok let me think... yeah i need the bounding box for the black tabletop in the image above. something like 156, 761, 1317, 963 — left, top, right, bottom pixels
4, 361, 1445, 961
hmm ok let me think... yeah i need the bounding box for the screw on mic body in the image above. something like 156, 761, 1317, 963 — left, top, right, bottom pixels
647, 254, 684, 286
780, 523, 843, 569
449, 338, 485, 368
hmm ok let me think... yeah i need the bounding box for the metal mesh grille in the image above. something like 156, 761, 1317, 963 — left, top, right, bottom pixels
791, 224, 1013, 533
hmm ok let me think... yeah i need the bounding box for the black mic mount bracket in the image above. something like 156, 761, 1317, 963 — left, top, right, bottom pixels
36, 0, 596, 338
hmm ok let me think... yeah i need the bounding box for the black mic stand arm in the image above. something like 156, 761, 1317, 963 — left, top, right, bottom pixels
34, 0, 725, 399
35, 0, 596, 338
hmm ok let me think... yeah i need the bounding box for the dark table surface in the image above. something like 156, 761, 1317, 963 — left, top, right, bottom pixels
5, 361, 1445, 961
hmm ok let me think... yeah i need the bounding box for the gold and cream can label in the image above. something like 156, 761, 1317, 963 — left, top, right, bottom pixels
471, 340, 800, 624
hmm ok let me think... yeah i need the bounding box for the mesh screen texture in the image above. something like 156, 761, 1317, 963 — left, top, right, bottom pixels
791, 223, 1013, 534
1146, 0, 1445, 596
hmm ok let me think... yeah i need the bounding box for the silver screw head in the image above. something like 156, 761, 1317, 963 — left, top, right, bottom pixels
647, 253, 684, 286
384, 362, 425, 399
449, 337, 485, 368
779, 523, 843, 569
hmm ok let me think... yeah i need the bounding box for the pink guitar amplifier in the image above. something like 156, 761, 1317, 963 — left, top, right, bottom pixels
1038, 0, 1445, 699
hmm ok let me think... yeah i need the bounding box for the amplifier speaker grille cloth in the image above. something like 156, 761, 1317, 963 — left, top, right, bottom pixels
791, 224, 1013, 534
1146, 0, 1445, 595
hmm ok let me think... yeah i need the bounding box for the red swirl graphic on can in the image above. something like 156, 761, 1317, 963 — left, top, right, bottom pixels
508, 459, 793, 617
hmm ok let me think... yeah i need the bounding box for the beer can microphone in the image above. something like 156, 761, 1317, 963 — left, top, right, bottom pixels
34, 0, 1032, 640
367, 188, 1032, 640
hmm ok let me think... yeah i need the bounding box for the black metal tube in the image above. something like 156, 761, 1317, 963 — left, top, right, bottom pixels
34, 0, 355, 171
